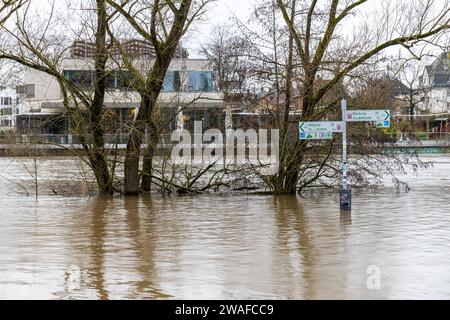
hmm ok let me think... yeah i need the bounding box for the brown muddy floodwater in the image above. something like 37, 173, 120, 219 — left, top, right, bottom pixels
0, 155, 450, 299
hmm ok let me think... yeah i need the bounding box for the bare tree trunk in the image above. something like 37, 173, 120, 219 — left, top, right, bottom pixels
114, 0, 194, 195
124, 141, 142, 195
409, 91, 415, 132
141, 118, 158, 192
124, 99, 150, 195
88, 0, 113, 194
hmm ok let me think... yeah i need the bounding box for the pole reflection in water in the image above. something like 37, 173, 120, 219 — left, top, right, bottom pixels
340, 211, 352, 226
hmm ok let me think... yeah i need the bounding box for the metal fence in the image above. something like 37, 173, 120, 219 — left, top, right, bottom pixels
383, 132, 450, 146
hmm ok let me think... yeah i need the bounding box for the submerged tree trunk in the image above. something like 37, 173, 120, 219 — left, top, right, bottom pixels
123, 138, 142, 195
141, 118, 159, 192
88, 0, 113, 195
124, 98, 151, 195
118, 0, 193, 195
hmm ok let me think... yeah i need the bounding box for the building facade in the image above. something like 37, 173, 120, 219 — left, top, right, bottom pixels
70, 39, 188, 60
419, 52, 450, 114
16, 40, 225, 135
0, 85, 25, 132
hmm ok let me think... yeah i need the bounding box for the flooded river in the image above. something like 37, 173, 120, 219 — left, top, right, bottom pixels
0, 155, 450, 299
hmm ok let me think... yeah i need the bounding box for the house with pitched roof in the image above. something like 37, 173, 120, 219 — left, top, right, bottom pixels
418, 52, 450, 115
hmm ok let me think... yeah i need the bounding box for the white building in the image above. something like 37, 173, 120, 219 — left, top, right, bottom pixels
418, 52, 450, 115
16, 41, 225, 134
0, 85, 26, 132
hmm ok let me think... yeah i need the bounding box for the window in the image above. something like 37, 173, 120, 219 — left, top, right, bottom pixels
116, 71, 139, 91
25, 85, 35, 98
162, 71, 181, 92
1, 120, 12, 127
0, 108, 12, 116
187, 71, 214, 92
63, 70, 94, 89
105, 71, 118, 90
0, 97, 12, 106
16, 84, 35, 98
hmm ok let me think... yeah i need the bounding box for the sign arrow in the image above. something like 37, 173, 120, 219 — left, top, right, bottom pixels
385, 110, 390, 121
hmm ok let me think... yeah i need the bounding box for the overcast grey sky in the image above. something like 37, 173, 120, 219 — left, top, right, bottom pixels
8, 0, 450, 62
184, 0, 448, 61
183, 0, 254, 57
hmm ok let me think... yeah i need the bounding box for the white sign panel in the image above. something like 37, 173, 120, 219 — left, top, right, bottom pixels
345, 110, 391, 123
299, 121, 344, 134
299, 121, 344, 140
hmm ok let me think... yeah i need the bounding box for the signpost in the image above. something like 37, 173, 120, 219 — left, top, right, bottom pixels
340, 100, 351, 211
298, 101, 391, 211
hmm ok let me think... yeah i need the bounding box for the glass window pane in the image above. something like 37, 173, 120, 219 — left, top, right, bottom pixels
162, 71, 181, 92
187, 71, 213, 92
105, 71, 117, 90
25, 85, 35, 98
64, 70, 93, 89
162, 71, 174, 92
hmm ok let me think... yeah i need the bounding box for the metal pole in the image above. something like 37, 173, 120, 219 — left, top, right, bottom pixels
342, 99, 347, 190
340, 98, 351, 210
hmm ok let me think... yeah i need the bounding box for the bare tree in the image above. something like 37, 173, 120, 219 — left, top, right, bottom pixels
105, 0, 213, 194
0, 0, 118, 194
270, 0, 450, 193
392, 60, 429, 131
201, 24, 250, 95
0, 0, 27, 26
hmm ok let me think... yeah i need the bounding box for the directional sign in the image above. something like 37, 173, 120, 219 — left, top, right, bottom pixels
300, 132, 333, 140
345, 110, 391, 122
299, 121, 344, 140
299, 121, 344, 134
298, 109, 391, 141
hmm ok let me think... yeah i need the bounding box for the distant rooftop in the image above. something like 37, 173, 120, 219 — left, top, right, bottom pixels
424, 52, 450, 75
422, 51, 450, 88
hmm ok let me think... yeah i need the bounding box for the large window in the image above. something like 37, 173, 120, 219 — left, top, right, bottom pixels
16, 84, 35, 98
187, 71, 214, 92
62, 69, 215, 92
116, 71, 140, 91
64, 70, 94, 88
